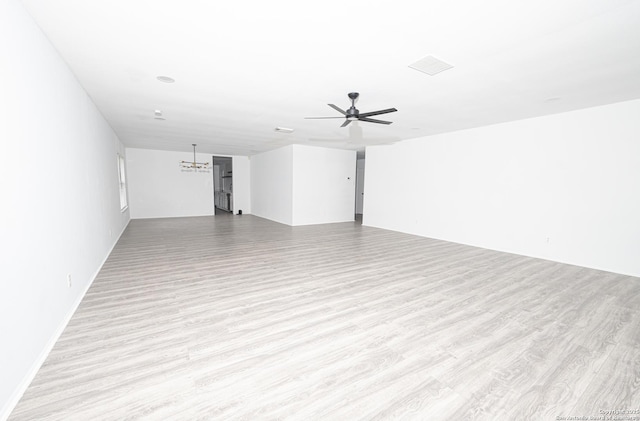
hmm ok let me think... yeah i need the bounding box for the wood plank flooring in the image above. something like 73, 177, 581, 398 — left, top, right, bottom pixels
9, 215, 640, 420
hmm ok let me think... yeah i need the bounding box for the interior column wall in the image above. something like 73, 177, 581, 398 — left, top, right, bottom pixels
232, 156, 251, 215
250, 145, 294, 225
250, 145, 356, 226
291, 145, 356, 226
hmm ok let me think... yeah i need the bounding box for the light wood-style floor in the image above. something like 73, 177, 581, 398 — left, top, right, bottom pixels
10, 215, 640, 420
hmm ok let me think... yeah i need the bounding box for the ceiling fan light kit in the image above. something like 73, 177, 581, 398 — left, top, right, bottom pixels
306, 92, 397, 127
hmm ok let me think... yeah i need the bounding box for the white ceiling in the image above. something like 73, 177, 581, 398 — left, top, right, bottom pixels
20, 0, 640, 157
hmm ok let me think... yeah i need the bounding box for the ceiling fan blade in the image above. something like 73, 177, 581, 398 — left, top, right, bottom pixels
358, 117, 393, 125
305, 116, 345, 119
358, 108, 398, 118
328, 104, 347, 115
340, 119, 352, 127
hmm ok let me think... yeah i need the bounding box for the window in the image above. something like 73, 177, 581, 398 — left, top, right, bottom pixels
117, 154, 128, 211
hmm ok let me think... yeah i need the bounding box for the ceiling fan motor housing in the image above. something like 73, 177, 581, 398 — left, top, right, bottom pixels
347, 92, 360, 118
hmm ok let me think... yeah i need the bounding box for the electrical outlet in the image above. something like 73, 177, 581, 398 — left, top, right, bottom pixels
67, 274, 72, 288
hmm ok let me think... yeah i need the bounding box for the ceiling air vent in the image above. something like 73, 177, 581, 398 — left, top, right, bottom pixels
409, 55, 454, 76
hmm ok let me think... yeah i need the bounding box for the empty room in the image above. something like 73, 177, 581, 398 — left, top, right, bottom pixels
2, 0, 640, 420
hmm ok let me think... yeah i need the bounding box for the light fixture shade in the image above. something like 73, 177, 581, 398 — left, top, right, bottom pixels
156, 76, 175, 83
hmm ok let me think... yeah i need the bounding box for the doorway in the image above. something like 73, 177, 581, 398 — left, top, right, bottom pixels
355, 157, 365, 223
213, 156, 233, 214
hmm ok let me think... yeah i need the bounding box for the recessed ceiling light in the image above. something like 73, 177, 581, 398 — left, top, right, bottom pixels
156, 76, 175, 83
275, 127, 294, 133
154, 109, 165, 120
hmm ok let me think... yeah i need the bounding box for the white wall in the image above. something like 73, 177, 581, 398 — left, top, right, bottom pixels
127, 148, 214, 218
0, 0, 130, 418
250, 145, 356, 226
232, 156, 251, 215
250, 146, 294, 225
364, 99, 640, 277
291, 145, 356, 226
126, 149, 251, 219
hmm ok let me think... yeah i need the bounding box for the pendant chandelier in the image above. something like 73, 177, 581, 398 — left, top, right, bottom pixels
180, 144, 210, 172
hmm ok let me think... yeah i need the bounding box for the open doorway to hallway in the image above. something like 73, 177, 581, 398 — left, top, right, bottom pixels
355, 156, 365, 224
213, 156, 233, 215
